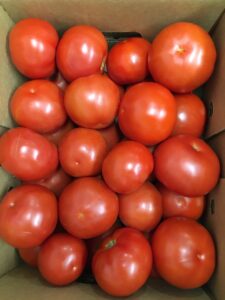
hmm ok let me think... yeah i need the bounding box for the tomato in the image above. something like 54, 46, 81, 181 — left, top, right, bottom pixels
0, 127, 58, 181
18, 246, 40, 268
157, 183, 205, 219
59, 128, 107, 177
38, 233, 87, 286
98, 123, 121, 151
0, 185, 57, 248
52, 72, 68, 91
64, 74, 120, 129
172, 94, 206, 137
44, 120, 74, 146
56, 25, 107, 82
59, 177, 119, 239
152, 217, 215, 289
154, 135, 220, 196
92, 227, 152, 296
9, 18, 58, 78
149, 22, 216, 93
102, 141, 153, 194
10, 80, 67, 134
118, 82, 176, 145
107, 37, 151, 85
119, 182, 162, 232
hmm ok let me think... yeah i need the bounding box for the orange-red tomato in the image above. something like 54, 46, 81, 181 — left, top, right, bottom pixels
52, 72, 68, 91
44, 120, 74, 146
98, 123, 121, 151
18, 246, 40, 267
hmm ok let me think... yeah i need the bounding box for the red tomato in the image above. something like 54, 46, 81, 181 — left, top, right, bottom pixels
118, 82, 176, 145
52, 72, 68, 91
92, 227, 152, 296
107, 37, 151, 85
172, 94, 206, 137
57, 25, 107, 82
18, 246, 40, 268
59, 177, 119, 239
149, 22, 216, 93
38, 233, 87, 286
98, 123, 120, 151
44, 120, 74, 146
0, 185, 57, 248
157, 183, 205, 220
152, 217, 215, 289
0, 127, 58, 181
10, 80, 67, 134
154, 135, 220, 196
59, 128, 107, 177
119, 182, 162, 232
64, 74, 120, 129
9, 18, 58, 78
102, 141, 153, 194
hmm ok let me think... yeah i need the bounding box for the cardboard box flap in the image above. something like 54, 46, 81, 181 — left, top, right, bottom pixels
208, 131, 225, 178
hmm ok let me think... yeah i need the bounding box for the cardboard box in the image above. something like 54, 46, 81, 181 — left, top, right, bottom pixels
0, 0, 224, 299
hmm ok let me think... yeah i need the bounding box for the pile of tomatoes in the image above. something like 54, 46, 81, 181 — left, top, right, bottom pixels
0, 18, 220, 297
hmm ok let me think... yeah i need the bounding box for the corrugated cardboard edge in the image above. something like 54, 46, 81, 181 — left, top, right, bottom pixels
208, 131, 225, 178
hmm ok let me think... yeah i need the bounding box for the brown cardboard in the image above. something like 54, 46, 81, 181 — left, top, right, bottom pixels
208, 131, 225, 178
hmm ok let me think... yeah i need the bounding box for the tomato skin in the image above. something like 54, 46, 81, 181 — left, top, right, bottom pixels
152, 217, 215, 289
56, 25, 107, 82
59, 177, 119, 239
107, 37, 150, 85
59, 128, 107, 177
157, 183, 205, 220
119, 182, 162, 232
18, 246, 40, 267
64, 74, 120, 129
52, 72, 68, 91
118, 82, 176, 145
172, 94, 206, 137
98, 123, 121, 151
44, 120, 74, 146
38, 233, 87, 286
10, 80, 67, 134
102, 141, 154, 194
154, 135, 220, 197
149, 22, 216, 93
0, 127, 58, 181
9, 18, 58, 78
0, 185, 57, 248
92, 227, 152, 296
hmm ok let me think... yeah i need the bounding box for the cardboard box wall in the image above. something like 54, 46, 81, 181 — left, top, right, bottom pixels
0, 0, 225, 299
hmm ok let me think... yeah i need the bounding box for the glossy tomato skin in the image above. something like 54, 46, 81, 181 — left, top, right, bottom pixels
18, 246, 40, 267
52, 72, 68, 91
149, 22, 216, 93
152, 217, 215, 289
107, 37, 151, 85
119, 182, 162, 232
102, 141, 154, 194
154, 135, 220, 196
59, 177, 119, 239
9, 18, 58, 78
172, 94, 206, 137
98, 123, 121, 151
10, 80, 67, 134
59, 128, 107, 177
157, 183, 205, 219
0, 185, 57, 248
38, 233, 87, 286
92, 227, 152, 296
118, 82, 176, 145
57, 25, 107, 82
0, 127, 58, 181
44, 120, 74, 146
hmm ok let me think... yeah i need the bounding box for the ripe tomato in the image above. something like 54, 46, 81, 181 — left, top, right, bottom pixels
172, 94, 206, 137
10, 80, 67, 134
119, 182, 162, 232
52, 72, 68, 91
149, 22, 216, 93
157, 183, 205, 219
64, 74, 120, 129
0, 127, 58, 181
0, 185, 57, 248
18, 246, 40, 268
44, 120, 74, 146
9, 18, 58, 78
59, 128, 107, 177
152, 217, 215, 289
92, 227, 152, 296
59, 177, 119, 239
154, 135, 220, 196
118, 82, 176, 145
107, 37, 151, 85
102, 141, 153, 194
98, 123, 121, 151
56, 25, 107, 82
38, 233, 87, 286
